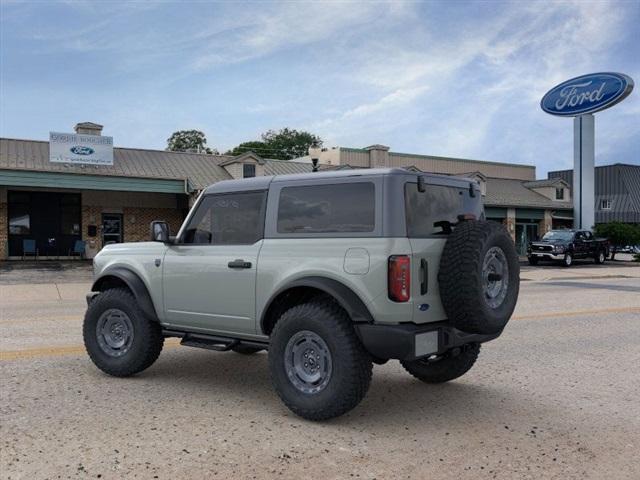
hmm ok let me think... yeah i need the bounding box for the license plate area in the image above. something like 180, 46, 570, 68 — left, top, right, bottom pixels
415, 330, 439, 357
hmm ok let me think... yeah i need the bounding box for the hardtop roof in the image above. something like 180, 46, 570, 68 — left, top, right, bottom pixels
203, 168, 475, 194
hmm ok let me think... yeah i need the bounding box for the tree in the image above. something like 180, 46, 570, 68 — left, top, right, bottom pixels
167, 130, 217, 154
594, 222, 640, 260
226, 128, 322, 160
225, 141, 268, 157
260, 128, 322, 160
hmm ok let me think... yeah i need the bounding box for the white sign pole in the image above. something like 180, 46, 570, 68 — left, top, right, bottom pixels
572, 114, 595, 229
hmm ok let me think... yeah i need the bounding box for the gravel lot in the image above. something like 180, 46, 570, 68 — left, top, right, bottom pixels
1, 261, 639, 479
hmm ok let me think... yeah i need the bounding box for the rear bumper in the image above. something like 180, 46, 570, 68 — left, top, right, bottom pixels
354, 322, 501, 361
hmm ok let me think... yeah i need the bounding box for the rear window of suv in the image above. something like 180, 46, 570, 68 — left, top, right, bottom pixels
405, 183, 464, 236
277, 183, 375, 234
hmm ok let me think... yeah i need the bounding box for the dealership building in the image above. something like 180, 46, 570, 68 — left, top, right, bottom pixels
6, 121, 629, 261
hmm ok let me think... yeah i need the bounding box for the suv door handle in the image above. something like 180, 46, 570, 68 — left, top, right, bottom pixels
228, 259, 252, 269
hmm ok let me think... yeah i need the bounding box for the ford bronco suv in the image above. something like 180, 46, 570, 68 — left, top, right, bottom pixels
84, 169, 519, 420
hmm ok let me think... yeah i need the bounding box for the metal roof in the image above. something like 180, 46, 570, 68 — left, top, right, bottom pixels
485, 177, 573, 209
523, 178, 568, 188
549, 164, 640, 222
0, 137, 233, 191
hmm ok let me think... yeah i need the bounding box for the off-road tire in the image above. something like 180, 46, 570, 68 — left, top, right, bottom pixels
438, 221, 519, 335
562, 253, 573, 267
268, 300, 373, 421
231, 345, 264, 355
594, 250, 606, 265
528, 256, 539, 266
401, 344, 480, 383
83, 288, 164, 377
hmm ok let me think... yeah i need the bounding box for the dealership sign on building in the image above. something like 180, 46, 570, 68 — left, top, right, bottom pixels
49, 132, 114, 166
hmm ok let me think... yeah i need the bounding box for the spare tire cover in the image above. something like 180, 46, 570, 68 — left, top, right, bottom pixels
438, 221, 519, 334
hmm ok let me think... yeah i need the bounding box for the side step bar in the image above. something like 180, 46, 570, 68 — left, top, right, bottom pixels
163, 329, 268, 352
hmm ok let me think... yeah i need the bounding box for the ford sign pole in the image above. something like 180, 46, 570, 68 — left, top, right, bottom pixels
541, 72, 634, 230
573, 114, 595, 230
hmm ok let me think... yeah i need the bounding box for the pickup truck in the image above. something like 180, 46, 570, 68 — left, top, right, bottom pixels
527, 229, 609, 267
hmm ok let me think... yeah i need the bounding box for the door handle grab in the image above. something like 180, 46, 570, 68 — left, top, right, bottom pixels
228, 259, 252, 269
420, 259, 428, 295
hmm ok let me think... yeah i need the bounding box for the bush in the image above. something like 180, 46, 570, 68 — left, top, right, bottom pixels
594, 222, 640, 260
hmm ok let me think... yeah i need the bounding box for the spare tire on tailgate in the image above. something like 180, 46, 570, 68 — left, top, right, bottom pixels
438, 220, 519, 334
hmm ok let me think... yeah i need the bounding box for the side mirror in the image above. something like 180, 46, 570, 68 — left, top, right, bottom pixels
150, 221, 170, 243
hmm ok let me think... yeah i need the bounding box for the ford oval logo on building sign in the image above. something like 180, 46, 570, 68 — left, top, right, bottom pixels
541, 72, 634, 116
70, 146, 95, 155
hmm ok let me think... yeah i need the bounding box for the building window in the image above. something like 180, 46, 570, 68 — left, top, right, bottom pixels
8, 192, 31, 234
601, 199, 612, 210
243, 163, 256, 178
555, 188, 564, 200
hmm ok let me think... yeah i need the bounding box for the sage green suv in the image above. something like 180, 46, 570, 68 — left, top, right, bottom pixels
84, 168, 519, 420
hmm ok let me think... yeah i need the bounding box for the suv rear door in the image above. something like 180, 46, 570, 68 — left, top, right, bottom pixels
162, 191, 267, 335
404, 178, 483, 324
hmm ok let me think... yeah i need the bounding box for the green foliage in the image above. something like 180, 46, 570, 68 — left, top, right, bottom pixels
225, 141, 269, 157
166, 130, 216, 154
226, 128, 322, 160
594, 222, 640, 260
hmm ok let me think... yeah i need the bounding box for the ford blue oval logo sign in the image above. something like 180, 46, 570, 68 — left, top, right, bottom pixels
541, 72, 633, 116
70, 146, 95, 155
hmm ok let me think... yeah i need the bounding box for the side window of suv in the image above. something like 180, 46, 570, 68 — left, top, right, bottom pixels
182, 191, 266, 245
276, 183, 375, 234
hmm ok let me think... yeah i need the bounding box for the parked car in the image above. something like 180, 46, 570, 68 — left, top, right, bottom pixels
527, 229, 609, 267
83, 169, 520, 421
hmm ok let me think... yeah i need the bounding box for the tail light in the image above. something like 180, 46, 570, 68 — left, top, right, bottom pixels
388, 255, 411, 302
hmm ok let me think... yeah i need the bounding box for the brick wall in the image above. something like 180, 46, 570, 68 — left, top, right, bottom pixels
81, 205, 185, 258
123, 207, 184, 243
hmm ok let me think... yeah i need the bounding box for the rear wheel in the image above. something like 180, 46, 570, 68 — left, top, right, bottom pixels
268, 300, 372, 421
83, 288, 164, 377
401, 344, 480, 383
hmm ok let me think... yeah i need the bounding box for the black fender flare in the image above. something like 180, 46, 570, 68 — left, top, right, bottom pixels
260, 276, 374, 334
92, 267, 159, 322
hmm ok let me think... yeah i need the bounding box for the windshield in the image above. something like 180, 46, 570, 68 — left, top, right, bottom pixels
542, 231, 574, 241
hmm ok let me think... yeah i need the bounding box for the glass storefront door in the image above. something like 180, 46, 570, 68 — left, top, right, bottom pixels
515, 223, 539, 256
102, 213, 123, 245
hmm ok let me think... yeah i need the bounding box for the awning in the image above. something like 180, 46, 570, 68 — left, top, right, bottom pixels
552, 213, 574, 220
0, 169, 188, 194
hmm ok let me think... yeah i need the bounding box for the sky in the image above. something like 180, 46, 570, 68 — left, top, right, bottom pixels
1, 0, 638, 177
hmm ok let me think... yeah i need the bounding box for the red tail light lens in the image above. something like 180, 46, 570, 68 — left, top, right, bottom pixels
388, 255, 411, 302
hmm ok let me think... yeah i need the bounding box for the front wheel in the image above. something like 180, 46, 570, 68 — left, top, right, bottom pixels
594, 250, 606, 264
401, 344, 480, 383
268, 300, 372, 421
528, 256, 539, 266
562, 253, 573, 267
83, 288, 164, 377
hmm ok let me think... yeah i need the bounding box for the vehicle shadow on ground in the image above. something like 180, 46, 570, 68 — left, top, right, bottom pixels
108, 348, 547, 429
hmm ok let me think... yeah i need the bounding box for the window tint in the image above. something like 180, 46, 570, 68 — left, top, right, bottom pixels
405, 183, 464, 237
182, 191, 266, 245
277, 183, 375, 234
